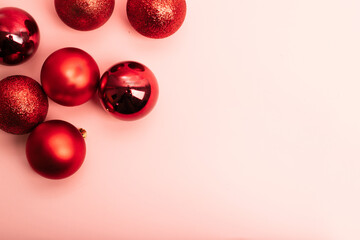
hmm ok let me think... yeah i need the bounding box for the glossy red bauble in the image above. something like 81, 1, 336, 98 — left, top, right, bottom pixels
55, 0, 115, 31
98, 61, 159, 121
0, 7, 40, 65
41, 47, 100, 106
26, 120, 86, 179
127, 0, 186, 39
0, 75, 48, 135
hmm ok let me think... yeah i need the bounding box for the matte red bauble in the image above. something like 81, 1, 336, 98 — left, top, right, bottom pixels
41, 47, 100, 106
127, 0, 186, 39
26, 120, 86, 179
55, 0, 115, 31
0, 75, 48, 135
0, 7, 40, 65
98, 61, 159, 121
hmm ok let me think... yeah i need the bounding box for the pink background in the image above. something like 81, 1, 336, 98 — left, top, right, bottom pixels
1, 0, 360, 239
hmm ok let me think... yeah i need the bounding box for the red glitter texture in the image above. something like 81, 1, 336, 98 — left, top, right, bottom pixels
55, 0, 115, 31
127, 0, 186, 39
0, 75, 48, 135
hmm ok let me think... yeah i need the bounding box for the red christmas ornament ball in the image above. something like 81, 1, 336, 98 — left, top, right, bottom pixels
41, 47, 100, 106
0, 75, 48, 135
98, 61, 159, 121
26, 120, 86, 179
126, 0, 186, 39
55, 0, 115, 31
0, 7, 40, 65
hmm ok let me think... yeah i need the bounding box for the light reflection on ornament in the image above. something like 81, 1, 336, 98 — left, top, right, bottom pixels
98, 61, 159, 120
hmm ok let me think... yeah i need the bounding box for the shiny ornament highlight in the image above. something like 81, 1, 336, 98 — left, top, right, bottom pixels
55, 0, 115, 31
0, 75, 48, 135
0, 7, 40, 65
99, 61, 159, 121
26, 120, 86, 179
41, 47, 100, 106
127, 0, 186, 39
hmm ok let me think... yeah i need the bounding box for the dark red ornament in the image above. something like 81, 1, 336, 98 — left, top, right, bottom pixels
55, 0, 115, 31
126, 0, 186, 39
41, 47, 100, 106
98, 61, 159, 121
0, 75, 48, 135
0, 7, 40, 65
26, 120, 86, 179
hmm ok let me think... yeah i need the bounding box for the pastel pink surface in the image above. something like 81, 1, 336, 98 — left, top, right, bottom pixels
1, 0, 360, 240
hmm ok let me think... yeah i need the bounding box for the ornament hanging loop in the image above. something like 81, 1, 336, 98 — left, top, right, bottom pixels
79, 128, 87, 138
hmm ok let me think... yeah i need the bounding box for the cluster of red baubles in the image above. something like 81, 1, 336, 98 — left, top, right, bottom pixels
0, 0, 186, 179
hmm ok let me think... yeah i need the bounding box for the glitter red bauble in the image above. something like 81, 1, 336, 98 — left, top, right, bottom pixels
41, 47, 100, 106
0, 75, 48, 135
126, 0, 186, 39
26, 120, 86, 179
0, 7, 40, 65
55, 0, 115, 31
98, 61, 159, 121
